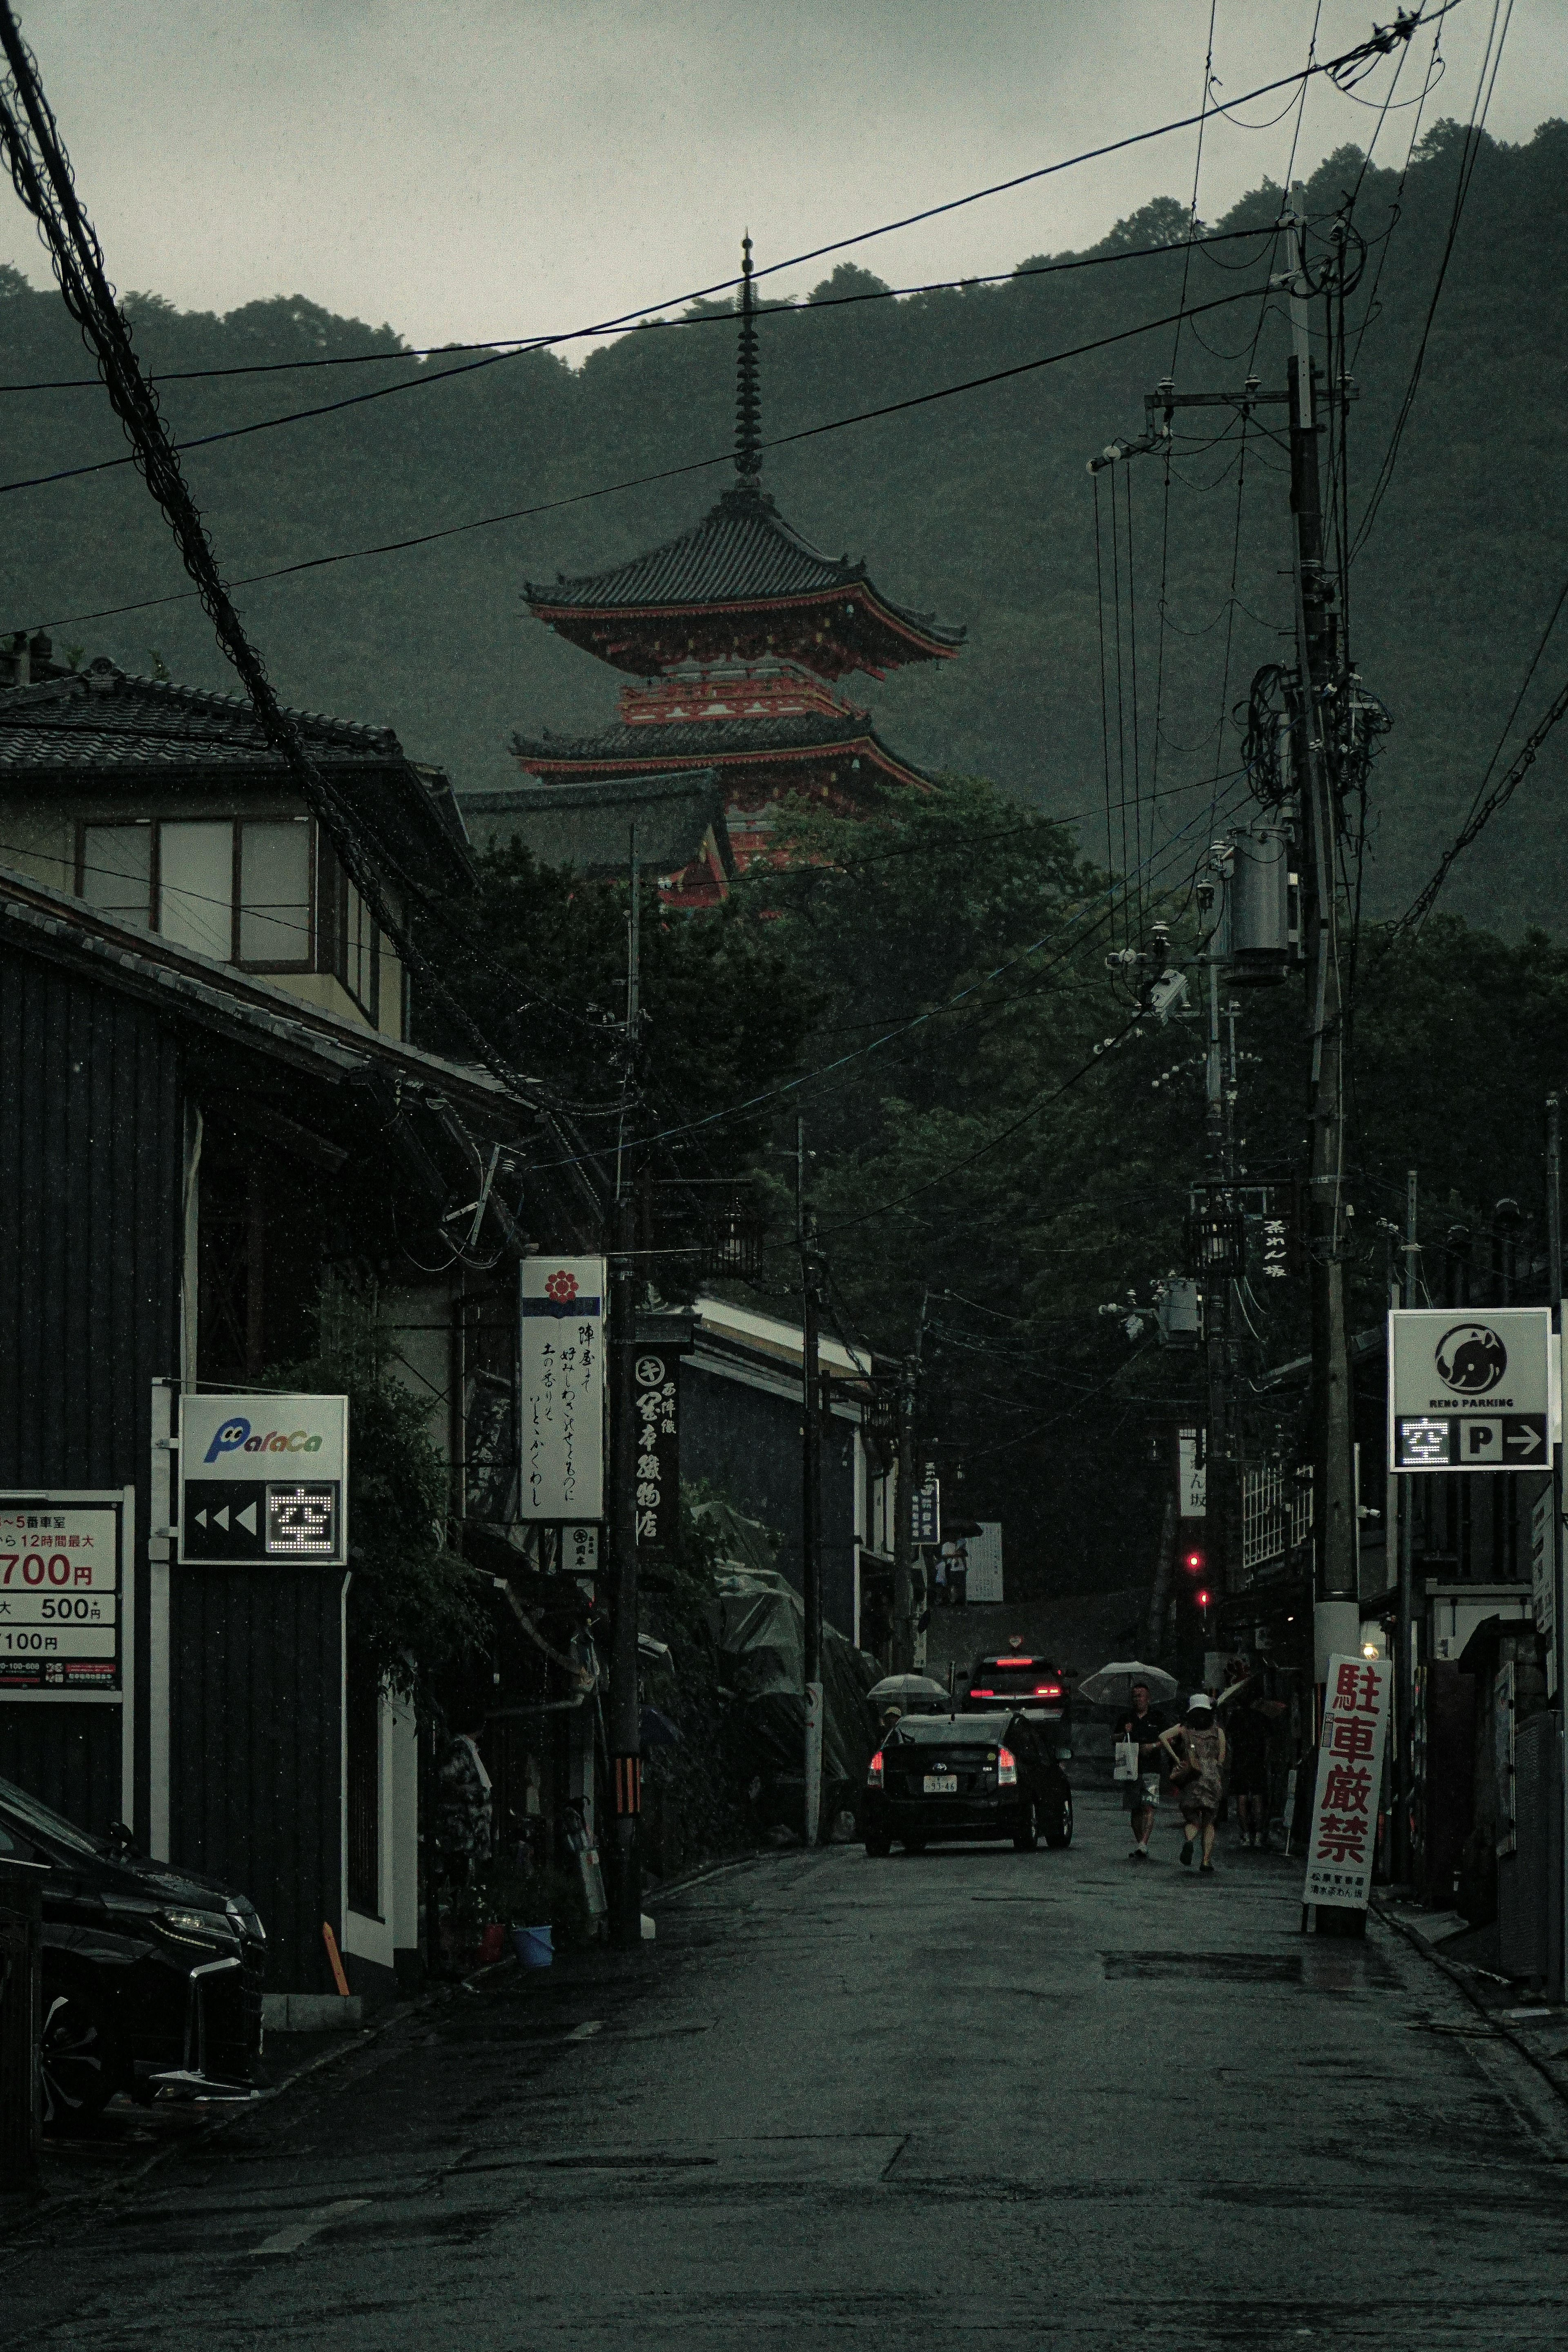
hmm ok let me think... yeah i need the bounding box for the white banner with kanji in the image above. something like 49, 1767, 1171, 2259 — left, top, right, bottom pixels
1303, 1653, 1392, 1910
519, 1258, 605, 1522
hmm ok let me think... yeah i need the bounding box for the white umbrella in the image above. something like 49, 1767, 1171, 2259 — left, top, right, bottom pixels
1076, 1659, 1179, 1707
867, 1674, 950, 1706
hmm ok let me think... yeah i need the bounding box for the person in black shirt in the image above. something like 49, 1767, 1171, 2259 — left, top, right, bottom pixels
1115, 1680, 1167, 1860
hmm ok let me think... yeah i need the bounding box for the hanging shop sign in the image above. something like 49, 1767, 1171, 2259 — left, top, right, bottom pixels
1178, 1426, 1206, 1519
633, 1352, 679, 1564
910, 1475, 941, 1547
519, 1258, 605, 1522
179, 1393, 348, 1566
563, 1524, 600, 1580
1302, 1653, 1392, 1911
0, 1494, 127, 1693
1388, 1307, 1555, 1473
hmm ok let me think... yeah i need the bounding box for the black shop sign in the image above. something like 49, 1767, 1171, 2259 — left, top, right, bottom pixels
633, 1354, 678, 1563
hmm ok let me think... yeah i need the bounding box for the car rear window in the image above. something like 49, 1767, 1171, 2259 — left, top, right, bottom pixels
968, 1662, 1063, 1697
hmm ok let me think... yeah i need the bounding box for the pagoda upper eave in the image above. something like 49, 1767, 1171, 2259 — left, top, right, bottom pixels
511, 718, 936, 799
526, 582, 962, 684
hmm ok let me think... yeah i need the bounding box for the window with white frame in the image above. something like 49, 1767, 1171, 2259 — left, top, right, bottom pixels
78, 815, 316, 972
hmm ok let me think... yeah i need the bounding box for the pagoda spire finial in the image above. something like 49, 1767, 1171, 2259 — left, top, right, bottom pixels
735, 232, 762, 492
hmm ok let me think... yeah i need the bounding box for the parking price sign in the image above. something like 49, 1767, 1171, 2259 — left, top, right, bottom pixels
0, 1499, 125, 1691
1388, 1307, 1555, 1474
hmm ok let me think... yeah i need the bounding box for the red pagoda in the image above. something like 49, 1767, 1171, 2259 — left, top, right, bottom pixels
511, 240, 964, 891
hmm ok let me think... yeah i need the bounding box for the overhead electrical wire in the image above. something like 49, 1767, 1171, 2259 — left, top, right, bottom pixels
539, 771, 1253, 1175
0, 223, 1288, 399
3, 278, 1281, 641
1351, 0, 1514, 559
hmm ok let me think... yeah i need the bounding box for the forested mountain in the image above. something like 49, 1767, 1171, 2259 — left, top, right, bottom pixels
2, 118, 1564, 925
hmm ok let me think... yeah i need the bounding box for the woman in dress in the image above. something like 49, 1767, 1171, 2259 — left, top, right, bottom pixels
1159, 1694, 1227, 1875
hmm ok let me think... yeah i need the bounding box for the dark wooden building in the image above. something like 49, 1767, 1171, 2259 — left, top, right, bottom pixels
0, 853, 592, 2005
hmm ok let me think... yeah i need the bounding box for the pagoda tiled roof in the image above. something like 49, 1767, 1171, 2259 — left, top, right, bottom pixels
510, 710, 939, 789
526, 486, 962, 661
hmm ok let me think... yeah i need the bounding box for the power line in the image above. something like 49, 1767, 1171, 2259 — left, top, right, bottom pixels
1351, 0, 1514, 559
536, 771, 1252, 1174
0, 225, 1286, 399
3, 280, 1278, 639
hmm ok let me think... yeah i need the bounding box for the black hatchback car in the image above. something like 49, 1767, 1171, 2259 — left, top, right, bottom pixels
862, 1711, 1074, 1855
0, 1774, 267, 2127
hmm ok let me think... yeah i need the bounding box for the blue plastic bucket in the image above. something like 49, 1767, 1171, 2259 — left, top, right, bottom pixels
514, 1922, 553, 1970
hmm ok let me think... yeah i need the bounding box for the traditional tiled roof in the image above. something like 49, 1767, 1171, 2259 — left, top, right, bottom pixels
510, 710, 938, 790
526, 486, 962, 674
0, 659, 473, 883
457, 770, 734, 881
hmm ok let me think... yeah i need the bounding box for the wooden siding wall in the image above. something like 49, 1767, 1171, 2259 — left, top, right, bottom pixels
681, 1363, 858, 1636
169, 1567, 347, 1996
0, 951, 183, 1835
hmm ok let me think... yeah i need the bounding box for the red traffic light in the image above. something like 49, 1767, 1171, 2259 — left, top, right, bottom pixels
1183, 1550, 1204, 1573
1196, 1588, 1211, 1608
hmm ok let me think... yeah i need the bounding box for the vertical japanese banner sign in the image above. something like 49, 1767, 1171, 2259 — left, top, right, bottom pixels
632, 1352, 678, 1563
520, 1258, 606, 1521
1303, 1653, 1393, 1910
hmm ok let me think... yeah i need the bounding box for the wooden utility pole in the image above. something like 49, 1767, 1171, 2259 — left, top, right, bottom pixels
1284, 212, 1358, 1679
607, 834, 643, 1948
797, 1116, 824, 1846
1394, 1167, 1418, 1886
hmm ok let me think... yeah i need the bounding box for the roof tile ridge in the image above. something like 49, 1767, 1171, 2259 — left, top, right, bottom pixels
116, 666, 400, 751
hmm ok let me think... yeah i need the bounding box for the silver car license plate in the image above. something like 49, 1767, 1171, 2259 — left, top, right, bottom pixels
923, 1773, 958, 1794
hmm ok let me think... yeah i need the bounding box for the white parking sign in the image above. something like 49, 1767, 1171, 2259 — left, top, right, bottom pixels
1388, 1308, 1555, 1474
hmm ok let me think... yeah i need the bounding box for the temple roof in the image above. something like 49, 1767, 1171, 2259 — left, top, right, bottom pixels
457, 769, 734, 881
526, 486, 962, 679
526, 236, 963, 682
511, 710, 938, 793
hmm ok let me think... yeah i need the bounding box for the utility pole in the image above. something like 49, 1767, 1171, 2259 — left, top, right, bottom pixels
1283, 212, 1359, 1694
891, 1296, 929, 1675
607, 831, 643, 1948
1547, 1096, 1566, 2000
1200, 956, 1237, 1611
1394, 1167, 1418, 1887
1093, 210, 1363, 1706
797, 1116, 824, 1848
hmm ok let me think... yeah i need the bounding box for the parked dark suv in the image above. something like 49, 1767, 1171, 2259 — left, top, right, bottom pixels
0, 1774, 266, 2127
862, 1711, 1074, 1855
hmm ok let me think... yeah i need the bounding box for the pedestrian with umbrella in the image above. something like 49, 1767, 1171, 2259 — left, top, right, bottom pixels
1160, 1694, 1227, 1874
1078, 1662, 1180, 1865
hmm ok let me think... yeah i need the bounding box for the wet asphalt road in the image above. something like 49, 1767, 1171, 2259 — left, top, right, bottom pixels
5, 1786, 1568, 2350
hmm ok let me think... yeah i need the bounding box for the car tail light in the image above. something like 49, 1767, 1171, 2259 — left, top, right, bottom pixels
997, 1746, 1018, 1786
969, 1688, 995, 1697
1033, 1684, 1061, 1698
867, 1750, 884, 1787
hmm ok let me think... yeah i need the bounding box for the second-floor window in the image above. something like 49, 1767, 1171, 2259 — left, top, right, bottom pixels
80, 816, 314, 971
76, 816, 382, 1019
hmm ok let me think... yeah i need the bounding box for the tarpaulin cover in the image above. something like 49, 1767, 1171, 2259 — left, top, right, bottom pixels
708, 1566, 880, 1791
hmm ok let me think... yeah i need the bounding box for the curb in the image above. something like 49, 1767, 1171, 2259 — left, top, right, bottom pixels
1373, 1899, 1568, 2114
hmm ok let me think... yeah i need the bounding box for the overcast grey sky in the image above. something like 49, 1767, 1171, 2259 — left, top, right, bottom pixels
3, 2, 1562, 349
